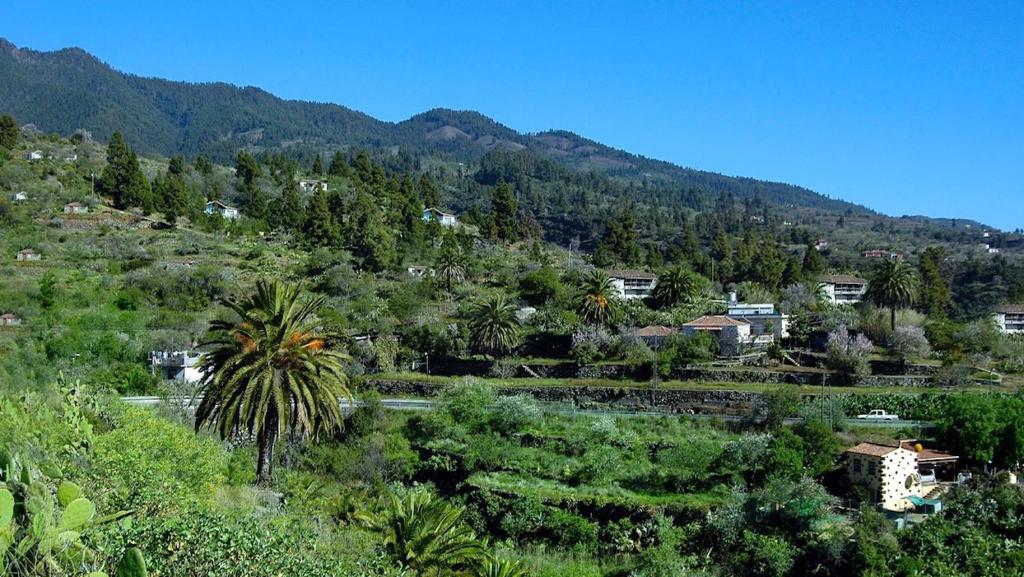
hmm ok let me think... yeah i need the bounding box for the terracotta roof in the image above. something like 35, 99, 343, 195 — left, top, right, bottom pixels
683, 315, 749, 329
819, 274, 867, 285
845, 442, 901, 458
995, 304, 1024, 315
899, 441, 959, 463
424, 207, 455, 217
631, 325, 676, 337
1, 313, 17, 319
606, 269, 657, 280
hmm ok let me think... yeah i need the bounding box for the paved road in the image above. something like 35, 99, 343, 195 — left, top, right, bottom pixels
121, 396, 935, 429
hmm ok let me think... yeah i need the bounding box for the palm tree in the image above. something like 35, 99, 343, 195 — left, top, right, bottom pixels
436, 240, 466, 293
358, 490, 485, 577
577, 270, 619, 326
468, 293, 522, 358
867, 259, 919, 332
651, 265, 706, 308
478, 557, 528, 577
195, 279, 351, 486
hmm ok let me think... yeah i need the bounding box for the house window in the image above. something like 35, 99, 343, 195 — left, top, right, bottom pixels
853, 458, 862, 473
867, 461, 877, 476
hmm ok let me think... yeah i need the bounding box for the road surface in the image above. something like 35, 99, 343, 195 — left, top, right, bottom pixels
121, 396, 934, 429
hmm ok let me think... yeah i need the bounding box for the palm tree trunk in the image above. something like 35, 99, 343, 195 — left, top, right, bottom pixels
890, 306, 897, 333
256, 424, 278, 487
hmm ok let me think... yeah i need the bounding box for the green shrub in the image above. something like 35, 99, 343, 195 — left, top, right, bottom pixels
90, 406, 226, 513
489, 394, 542, 436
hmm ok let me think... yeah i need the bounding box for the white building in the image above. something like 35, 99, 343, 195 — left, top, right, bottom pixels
845, 441, 958, 511
298, 179, 327, 193
0, 313, 22, 327
681, 315, 752, 356
25, 150, 43, 161
63, 202, 88, 214
994, 305, 1024, 334
819, 274, 868, 305
607, 270, 658, 300
16, 249, 40, 262
10, 192, 27, 202
726, 293, 789, 341
149, 351, 203, 382
205, 200, 240, 220
423, 207, 458, 227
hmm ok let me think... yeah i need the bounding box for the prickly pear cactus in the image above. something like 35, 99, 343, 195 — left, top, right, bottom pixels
116, 547, 148, 577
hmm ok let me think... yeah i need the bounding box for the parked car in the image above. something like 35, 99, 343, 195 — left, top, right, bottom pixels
857, 409, 899, 421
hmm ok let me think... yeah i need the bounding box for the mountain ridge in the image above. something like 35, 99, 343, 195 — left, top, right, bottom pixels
2, 37, 869, 215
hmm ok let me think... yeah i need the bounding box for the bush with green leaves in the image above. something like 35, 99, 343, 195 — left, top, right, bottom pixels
89, 406, 226, 514
489, 395, 542, 436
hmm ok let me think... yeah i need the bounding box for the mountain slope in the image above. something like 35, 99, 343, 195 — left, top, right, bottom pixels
0, 37, 867, 214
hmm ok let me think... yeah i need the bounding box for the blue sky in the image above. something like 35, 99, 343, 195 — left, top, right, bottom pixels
3, 1, 1022, 229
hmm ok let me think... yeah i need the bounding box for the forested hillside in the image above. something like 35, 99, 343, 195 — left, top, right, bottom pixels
0, 38, 867, 214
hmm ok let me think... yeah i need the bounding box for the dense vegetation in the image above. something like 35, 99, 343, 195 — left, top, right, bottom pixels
2, 58, 1024, 575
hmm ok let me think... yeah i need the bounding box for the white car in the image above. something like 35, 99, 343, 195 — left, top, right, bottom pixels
857, 409, 899, 421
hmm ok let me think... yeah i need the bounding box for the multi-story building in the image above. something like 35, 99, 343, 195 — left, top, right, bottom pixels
819, 274, 868, 305
845, 440, 958, 511
149, 351, 203, 382
726, 293, 789, 342
607, 270, 658, 300
994, 305, 1024, 334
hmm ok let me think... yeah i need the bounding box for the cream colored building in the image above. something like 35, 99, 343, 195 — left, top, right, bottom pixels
845, 441, 957, 511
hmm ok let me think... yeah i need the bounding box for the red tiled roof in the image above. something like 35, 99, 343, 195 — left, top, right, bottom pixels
683, 315, 749, 329
845, 442, 901, 458
899, 441, 959, 463
631, 325, 676, 337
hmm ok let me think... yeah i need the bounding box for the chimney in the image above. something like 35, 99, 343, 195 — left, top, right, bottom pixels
728, 291, 738, 305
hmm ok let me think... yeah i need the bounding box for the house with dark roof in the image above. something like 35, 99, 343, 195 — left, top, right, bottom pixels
682, 315, 751, 356
994, 304, 1024, 334
845, 440, 958, 511
819, 274, 868, 305
607, 270, 658, 300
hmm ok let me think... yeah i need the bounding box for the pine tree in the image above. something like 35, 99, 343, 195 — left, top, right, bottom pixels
99, 132, 152, 209
272, 177, 305, 231
491, 181, 518, 242
301, 186, 339, 246
418, 173, 440, 208
312, 155, 323, 175
328, 151, 349, 177
349, 191, 396, 272
236, 151, 266, 221
0, 114, 18, 150
918, 246, 951, 318
802, 242, 825, 275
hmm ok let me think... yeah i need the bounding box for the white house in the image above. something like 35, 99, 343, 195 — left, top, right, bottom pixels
845, 440, 958, 511
406, 265, 435, 278
298, 179, 327, 193
423, 207, 458, 227
63, 202, 88, 214
10, 192, 27, 202
726, 293, 789, 341
16, 249, 40, 262
64, 153, 78, 162
607, 270, 658, 300
25, 150, 43, 161
819, 274, 868, 305
0, 313, 22, 327
681, 315, 752, 356
994, 305, 1024, 334
149, 351, 203, 382
205, 200, 240, 220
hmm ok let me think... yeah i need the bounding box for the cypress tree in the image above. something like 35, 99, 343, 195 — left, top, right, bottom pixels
802, 242, 825, 275
99, 132, 151, 209
0, 114, 18, 150
301, 186, 339, 247
272, 177, 305, 231
491, 181, 518, 242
